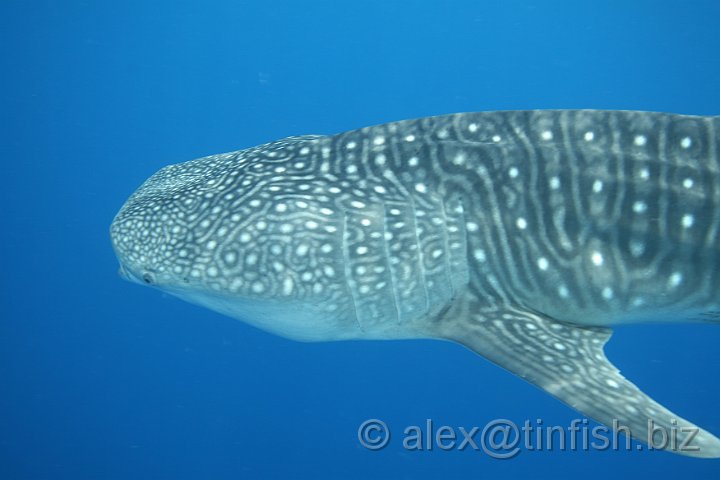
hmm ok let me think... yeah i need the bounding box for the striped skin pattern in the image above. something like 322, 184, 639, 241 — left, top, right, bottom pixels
111, 110, 720, 457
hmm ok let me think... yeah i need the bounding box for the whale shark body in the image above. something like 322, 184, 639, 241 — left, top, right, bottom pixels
111, 110, 720, 457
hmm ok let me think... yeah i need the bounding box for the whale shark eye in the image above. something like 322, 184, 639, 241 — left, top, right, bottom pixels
142, 272, 155, 285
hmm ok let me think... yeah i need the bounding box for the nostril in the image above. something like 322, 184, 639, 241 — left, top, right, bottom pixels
142, 272, 155, 285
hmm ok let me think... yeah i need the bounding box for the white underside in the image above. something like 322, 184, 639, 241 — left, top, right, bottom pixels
166, 287, 427, 342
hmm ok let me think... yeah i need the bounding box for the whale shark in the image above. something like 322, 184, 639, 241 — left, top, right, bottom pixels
111, 110, 720, 457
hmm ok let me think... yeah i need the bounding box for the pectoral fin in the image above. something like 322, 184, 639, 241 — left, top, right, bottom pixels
434, 307, 720, 458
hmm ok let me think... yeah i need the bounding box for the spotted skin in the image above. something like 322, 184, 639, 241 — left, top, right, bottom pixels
111, 110, 720, 457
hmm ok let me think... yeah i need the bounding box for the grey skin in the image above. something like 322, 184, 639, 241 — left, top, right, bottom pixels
111, 110, 720, 457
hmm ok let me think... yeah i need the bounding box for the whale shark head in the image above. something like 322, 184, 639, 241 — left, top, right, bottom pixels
110, 136, 371, 341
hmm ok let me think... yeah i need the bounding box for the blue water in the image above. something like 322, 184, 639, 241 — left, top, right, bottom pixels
2, 0, 720, 478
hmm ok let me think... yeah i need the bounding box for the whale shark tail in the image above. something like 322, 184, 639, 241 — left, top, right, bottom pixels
432, 305, 720, 458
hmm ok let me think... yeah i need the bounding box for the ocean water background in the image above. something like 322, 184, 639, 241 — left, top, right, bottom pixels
2, 0, 720, 478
